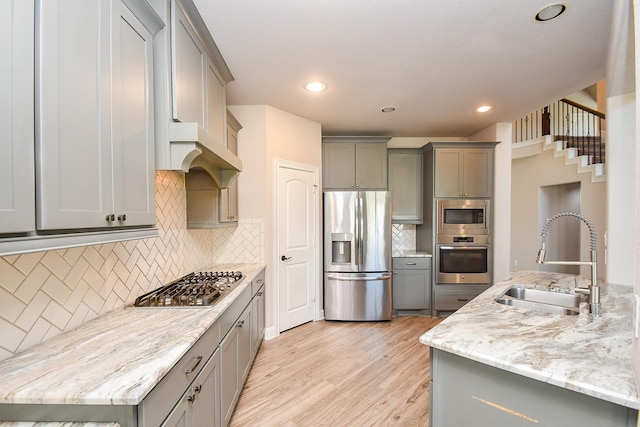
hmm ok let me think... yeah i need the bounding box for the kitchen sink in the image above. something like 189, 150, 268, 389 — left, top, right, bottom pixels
495, 286, 581, 315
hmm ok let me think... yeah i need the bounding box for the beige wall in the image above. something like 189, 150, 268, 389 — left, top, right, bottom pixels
511, 148, 606, 278
229, 105, 322, 338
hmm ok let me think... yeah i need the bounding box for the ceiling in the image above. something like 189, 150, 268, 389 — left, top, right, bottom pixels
193, 0, 613, 137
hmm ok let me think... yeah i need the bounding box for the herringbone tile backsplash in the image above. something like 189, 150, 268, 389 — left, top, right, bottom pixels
0, 171, 263, 361
392, 224, 417, 256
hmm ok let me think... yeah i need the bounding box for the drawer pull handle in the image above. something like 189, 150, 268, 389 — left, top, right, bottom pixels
457, 298, 469, 302
406, 262, 417, 265
185, 355, 203, 375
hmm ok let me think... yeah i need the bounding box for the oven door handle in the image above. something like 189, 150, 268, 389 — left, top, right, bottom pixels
439, 245, 489, 250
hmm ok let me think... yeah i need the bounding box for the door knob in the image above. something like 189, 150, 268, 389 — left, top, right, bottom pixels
281, 255, 291, 261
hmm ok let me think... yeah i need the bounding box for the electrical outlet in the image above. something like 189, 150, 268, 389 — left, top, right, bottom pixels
513, 259, 518, 267
634, 295, 640, 339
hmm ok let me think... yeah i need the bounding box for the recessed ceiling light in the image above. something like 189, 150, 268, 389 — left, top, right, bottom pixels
305, 81, 326, 93
476, 105, 492, 113
381, 106, 396, 113
534, 3, 567, 22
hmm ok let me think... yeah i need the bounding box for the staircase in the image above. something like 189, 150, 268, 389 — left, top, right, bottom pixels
513, 98, 606, 182
512, 135, 606, 183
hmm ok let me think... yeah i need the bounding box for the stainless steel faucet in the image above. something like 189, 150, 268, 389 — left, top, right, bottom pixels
535, 212, 600, 316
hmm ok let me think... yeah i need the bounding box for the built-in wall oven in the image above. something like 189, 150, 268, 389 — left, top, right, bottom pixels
435, 235, 491, 284
437, 199, 490, 236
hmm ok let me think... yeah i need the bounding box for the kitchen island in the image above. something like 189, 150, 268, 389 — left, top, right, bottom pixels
420, 270, 639, 426
0, 263, 266, 426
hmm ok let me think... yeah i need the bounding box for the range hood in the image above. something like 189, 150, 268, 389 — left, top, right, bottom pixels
169, 122, 242, 188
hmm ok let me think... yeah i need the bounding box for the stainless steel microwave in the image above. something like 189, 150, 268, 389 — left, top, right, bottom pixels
437, 199, 490, 235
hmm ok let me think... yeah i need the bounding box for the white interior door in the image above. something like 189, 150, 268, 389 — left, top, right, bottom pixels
277, 161, 318, 332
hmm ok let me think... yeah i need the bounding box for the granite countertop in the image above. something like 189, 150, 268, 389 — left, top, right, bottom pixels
0, 263, 266, 406
420, 270, 640, 409
394, 250, 432, 257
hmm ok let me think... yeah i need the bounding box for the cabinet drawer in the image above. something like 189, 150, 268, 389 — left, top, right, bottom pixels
251, 269, 265, 296
139, 321, 220, 427
434, 287, 486, 311
219, 284, 252, 340
393, 257, 431, 270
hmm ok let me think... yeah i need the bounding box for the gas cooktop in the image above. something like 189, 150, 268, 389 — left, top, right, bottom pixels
132, 271, 243, 307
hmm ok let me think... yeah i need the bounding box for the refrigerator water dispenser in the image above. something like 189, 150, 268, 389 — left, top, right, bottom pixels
331, 233, 352, 263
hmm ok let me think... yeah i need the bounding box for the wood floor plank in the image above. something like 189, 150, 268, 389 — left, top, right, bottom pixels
230, 316, 442, 427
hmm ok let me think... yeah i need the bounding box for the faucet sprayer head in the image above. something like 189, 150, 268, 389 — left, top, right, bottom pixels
535, 245, 546, 264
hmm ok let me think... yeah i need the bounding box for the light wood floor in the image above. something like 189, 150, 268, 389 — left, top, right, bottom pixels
229, 316, 443, 427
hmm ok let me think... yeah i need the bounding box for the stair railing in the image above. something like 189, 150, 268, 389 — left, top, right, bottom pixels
513, 98, 606, 165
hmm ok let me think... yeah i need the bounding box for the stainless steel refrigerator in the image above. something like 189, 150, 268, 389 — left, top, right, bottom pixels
323, 191, 392, 321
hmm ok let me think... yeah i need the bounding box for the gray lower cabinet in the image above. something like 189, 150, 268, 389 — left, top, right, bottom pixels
433, 284, 489, 316
0, 268, 267, 427
221, 303, 253, 427
161, 349, 221, 427
392, 257, 431, 312
431, 349, 637, 427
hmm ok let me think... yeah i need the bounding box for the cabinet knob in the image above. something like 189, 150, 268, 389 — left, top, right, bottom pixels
187, 394, 196, 403
237, 320, 244, 328
105, 214, 115, 222
257, 291, 264, 296
194, 385, 202, 394
117, 214, 126, 222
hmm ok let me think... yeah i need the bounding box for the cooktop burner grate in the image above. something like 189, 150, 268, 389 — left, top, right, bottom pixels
133, 271, 243, 307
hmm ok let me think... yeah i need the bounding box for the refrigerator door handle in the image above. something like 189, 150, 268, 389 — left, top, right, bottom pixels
327, 274, 393, 281
358, 195, 365, 267
355, 196, 361, 269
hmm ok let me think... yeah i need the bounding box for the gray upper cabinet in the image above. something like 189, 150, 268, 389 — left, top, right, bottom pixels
323, 137, 389, 190
388, 149, 423, 223
433, 145, 495, 198
220, 111, 241, 223
0, 0, 35, 234
172, 1, 226, 144
37, 0, 158, 230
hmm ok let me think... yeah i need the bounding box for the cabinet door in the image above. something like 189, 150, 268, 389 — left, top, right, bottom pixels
192, 350, 221, 427
112, 0, 156, 226
393, 269, 430, 310
0, 0, 35, 233
37, 0, 114, 230
388, 150, 422, 223
220, 322, 240, 427
237, 305, 253, 384
434, 148, 463, 198
462, 148, 493, 197
206, 59, 225, 146
172, 2, 206, 125
323, 143, 355, 189
161, 391, 191, 427
219, 182, 238, 223
220, 116, 239, 223
355, 143, 387, 189
251, 285, 265, 358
